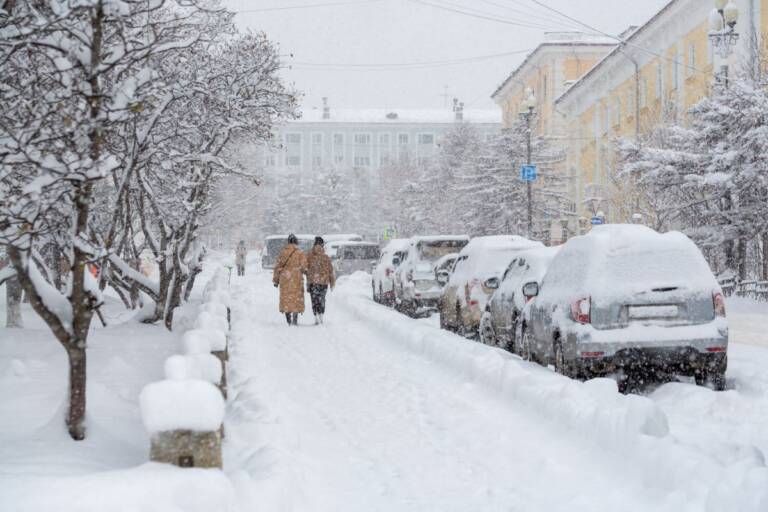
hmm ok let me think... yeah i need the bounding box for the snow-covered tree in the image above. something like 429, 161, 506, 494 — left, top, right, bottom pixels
0, 1, 296, 439
619, 74, 768, 279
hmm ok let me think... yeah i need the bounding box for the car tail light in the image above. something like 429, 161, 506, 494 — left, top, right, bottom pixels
580, 351, 604, 358
706, 347, 726, 353
571, 297, 591, 324
713, 291, 726, 317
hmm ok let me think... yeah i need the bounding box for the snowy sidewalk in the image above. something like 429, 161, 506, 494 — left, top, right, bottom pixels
224, 270, 682, 512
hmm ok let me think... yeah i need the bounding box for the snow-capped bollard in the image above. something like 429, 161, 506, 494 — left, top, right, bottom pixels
195, 310, 228, 333
183, 329, 228, 397
140, 357, 225, 469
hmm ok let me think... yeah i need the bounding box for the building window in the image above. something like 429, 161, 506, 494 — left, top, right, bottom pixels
673, 53, 680, 90
379, 133, 390, 145
285, 133, 301, 144
640, 77, 648, 108
312, 155, 322, 167
627, 87, 636, 117
398, 133, 409, 145
380, 155, 390, 166
614, 97, 621, 126
334, 155, 343, 164
265, 154, 276, 167
312, 133, 322, 145
354, 156, 371, 167
333, 133, 344, 145
287, 155, 300, 166
687, 43, 696, 76
656, 62, 663, 99
354, 133, 371, 145
417, 133, 434, 145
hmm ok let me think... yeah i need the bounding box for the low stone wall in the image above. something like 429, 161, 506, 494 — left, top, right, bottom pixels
150, 429, 222, 469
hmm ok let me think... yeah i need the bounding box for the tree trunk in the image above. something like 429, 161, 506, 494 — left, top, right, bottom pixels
184, 266, 200, 301
129, 258, 140, 309
762, 232, 768, 281
165, 268, 185, 330
737, 237, 748, 280
6, 276, 23, 328
66, 347, 87, 440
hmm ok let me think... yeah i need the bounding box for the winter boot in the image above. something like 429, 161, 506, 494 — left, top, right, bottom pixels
285, 313, 292, 325
314, 314, 319, 325
318, 313, 324, 324
291, 313, 299, 326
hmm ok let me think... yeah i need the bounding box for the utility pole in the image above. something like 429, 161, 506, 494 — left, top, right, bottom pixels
519, 89, 537, 239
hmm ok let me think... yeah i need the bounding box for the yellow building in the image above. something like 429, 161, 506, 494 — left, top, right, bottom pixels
555, 0, 766, 233
491, 32, 616, 240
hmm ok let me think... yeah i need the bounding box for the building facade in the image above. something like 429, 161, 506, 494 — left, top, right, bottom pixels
263, 100, 500, 190
491, 32, 617, 241
555, 0, 766, 232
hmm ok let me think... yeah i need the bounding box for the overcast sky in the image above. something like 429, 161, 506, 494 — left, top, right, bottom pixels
226, 0, 671, 113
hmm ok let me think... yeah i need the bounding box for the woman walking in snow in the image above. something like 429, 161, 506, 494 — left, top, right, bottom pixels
235, 240, 248, 276
273, 234, 307, 326
306, 236, 336, 324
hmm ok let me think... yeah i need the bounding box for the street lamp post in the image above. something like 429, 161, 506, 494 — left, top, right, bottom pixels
519, 89, 536, 238
709, 0, 740, 86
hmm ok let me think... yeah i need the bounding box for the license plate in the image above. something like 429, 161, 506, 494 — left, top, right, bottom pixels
628, 305, 678, 319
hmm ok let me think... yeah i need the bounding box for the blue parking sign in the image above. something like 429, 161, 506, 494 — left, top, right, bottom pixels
590, 216, 604, 225
520, 164, 537, 182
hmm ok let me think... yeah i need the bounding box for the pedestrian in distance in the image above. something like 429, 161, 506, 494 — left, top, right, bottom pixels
273, 234, 307, 326
306, 236, 336, 324
235, 240, 248, 276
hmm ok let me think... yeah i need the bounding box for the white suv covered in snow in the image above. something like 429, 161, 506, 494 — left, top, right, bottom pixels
394, 235, 469, 316
372, 238, 410, 306
521, 225, 728, 390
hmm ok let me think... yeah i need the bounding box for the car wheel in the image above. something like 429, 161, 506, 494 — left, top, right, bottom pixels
520, 324, 532, 361
695, 368, 726, 391
553, 341, 571, 378
479, 316, 495, 346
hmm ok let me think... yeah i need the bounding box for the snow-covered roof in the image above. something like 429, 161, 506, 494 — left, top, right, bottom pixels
323, 234, 363, 242
461, 235, 542, 254
412, 235, 470, 243
293, 108, 500, 125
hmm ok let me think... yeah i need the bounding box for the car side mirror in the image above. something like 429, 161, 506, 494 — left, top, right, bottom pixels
522, 281, 539, 298
436, 270, 450, 285
484, 277, 500, 290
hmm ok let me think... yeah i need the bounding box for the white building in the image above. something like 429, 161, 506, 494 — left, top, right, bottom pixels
262, 99, 500, 186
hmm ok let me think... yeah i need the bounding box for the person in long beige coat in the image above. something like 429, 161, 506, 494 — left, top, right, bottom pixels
272, 234, 307, 325
306, 237, 336, 324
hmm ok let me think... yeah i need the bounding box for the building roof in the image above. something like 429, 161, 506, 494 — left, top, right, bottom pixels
291, 108, 500, 125
491, 32, 617, 101
555, 0, 680, 107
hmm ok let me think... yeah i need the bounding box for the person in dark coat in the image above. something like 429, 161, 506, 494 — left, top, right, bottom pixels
305, 236, 335, 324
272, 234, 307, 325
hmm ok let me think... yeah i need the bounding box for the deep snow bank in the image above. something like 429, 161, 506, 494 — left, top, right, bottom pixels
335, 272, 768, 512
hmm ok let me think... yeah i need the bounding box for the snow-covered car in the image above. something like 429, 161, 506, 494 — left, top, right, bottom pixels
394, 235, 469, 316
323, 234, 363, 258
433, 253, 459, 285
372, 238, 410, 306
521, 225, 728, 390
479, 246, 560, 351
439, 235, 543, 338
261, 234, 314, 269
333, 242, 381, 276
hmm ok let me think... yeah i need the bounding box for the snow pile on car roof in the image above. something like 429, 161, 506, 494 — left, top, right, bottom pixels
541, 225, 719, 303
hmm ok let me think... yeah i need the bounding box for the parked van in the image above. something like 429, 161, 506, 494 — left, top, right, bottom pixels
333, 242, 381, 276
261, 234, 314, 269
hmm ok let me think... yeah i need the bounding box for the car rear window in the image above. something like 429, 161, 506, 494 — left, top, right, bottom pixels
343, 246, 380, 259
416, 240, 468, 262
